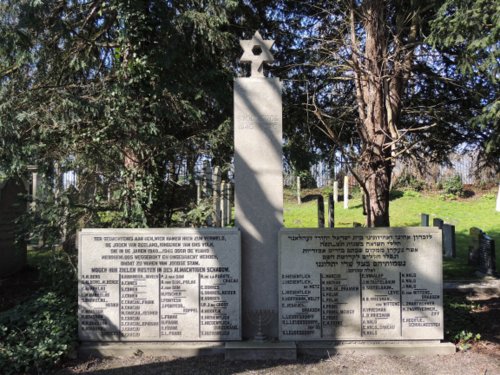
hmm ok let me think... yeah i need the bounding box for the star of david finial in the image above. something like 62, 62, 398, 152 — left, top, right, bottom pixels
239, 31, 274, 77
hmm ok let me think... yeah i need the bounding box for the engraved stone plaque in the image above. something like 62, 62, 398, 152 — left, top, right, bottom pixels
279, 227, 443, 341
78, 228, 241, 341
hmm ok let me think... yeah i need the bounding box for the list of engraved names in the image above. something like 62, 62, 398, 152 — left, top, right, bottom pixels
78, 229, 241, 341
279, 228, 443, 341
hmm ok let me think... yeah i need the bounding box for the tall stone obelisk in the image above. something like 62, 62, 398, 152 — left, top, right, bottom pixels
234, 31, 283, 339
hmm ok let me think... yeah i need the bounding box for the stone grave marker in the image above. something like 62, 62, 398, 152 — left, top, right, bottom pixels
78, 228, 241, 342
442, 224, 456, 258
279, 227, 444, 341
421, 213, 429, 227
343, 176, 349, 209
333, 181, 339, 203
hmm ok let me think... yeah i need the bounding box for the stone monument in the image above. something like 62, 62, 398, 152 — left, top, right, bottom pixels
234, 31, 283, 339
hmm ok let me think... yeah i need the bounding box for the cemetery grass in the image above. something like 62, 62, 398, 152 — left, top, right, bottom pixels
284, 187, 500, 280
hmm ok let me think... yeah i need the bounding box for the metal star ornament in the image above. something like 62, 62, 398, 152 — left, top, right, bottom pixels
239, 31, 274, 77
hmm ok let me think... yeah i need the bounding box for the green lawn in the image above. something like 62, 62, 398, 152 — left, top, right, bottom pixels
284, 188, 500, 280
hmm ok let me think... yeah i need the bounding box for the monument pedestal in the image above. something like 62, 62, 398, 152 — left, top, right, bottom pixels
225, 341, 296, 360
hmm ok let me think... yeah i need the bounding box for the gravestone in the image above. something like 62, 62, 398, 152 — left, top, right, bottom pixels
420, 214, 429, 227
279, 227, 445, 342
343, 176, 349, 209
496, 184, 500, 212
234, 31, 282, 339
78, 228, 241, 342
328, 194, 334, 228
432, 218, 443, 229
442, 224, 456, 258
478, 234, 497, 276
0, 178, 27, 277
333, 181, 339, 203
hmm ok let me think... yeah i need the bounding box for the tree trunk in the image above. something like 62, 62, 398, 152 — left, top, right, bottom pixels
352, 0, 393, 227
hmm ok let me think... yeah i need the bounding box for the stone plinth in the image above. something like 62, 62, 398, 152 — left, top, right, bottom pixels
234, 77, 283, 339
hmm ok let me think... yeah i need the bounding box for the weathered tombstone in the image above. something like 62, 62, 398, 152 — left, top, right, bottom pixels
478, 234, 497, 276
433, 218, 444, 229
333, 181, 339, 203
296, 176, 301, 204
468, 227, 482, 265
221, 181, 227, 227
278, 227, 454, 354
196, 180, 201, 204
496, 183, 500, 212
78, 228, 241, 346
234, 31, 282, 339
212, 166, 222, 227
301, 195, 324, 228
442, 224, 456, 258
225, 183, 232, 226
343, 176, 349, 209
421, 213, 429, 227
0, 178, 27, 277
327, 193, 334, 228
202, 161, 212, 198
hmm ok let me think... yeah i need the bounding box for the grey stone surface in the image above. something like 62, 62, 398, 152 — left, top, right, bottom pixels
333, 181, 339, 203
279, 227, 444, 341
79, 342, 225, 359
0, 178, 27, 277
421, 213, 429, 227
297, 341, 456, 356
442, 224, 456, 258
78, 228, 241, 341
433, 218, 444, 229
234, 76, 283, 340
343, 176, 349, 209
225, 342, 297, 360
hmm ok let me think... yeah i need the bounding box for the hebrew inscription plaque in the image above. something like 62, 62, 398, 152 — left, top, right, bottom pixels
78, 228, 241, 341
279, 227, 443, 341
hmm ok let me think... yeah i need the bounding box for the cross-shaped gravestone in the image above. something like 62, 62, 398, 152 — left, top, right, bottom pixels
239, 31, 274, 77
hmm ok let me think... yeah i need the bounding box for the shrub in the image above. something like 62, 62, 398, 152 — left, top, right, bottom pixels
0, 292, 77, 374
441, 175, 464, 197
0, 251, 77, 374
393, 174, 426, 192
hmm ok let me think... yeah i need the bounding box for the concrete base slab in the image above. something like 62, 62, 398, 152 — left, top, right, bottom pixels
225, 342, 297, 360
297, 341, 456, 356
79, 342, 225, 359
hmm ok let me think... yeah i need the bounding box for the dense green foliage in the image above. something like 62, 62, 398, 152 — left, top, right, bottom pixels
0, 251, 77, 374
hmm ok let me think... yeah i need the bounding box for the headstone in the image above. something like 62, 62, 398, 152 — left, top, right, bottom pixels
234, 31, 282, 339
279, 227, 444, 341
328, 193, 334, 228
0, 178, 27, 277
442, 224, 456, 258
225, 183, 232, 226
301, 195, 324, 228
496, 183, 500, 212
478, 234, 497, 276
333, 181, 339, 203
196, 180, 201, 204
212, 166, 222, 227
202, 161, 212, 198
420, 213, 429, 227
78, 228, 241, 341
468, 227, 482, 265
432, 218, 443, 229
297, 176, 301, 204
343, 176, 349, 209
